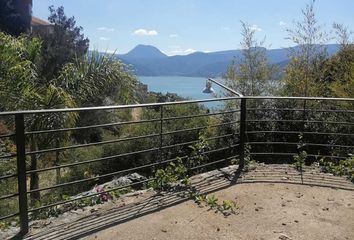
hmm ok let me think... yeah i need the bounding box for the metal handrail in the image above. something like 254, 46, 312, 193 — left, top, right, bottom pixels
0, 96, 240, 115
0, 95, 353, 236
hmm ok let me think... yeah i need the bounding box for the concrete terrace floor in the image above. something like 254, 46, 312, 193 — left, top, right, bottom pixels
13, 164, 354, 240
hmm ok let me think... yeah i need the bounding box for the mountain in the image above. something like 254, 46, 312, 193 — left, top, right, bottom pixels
123, 44, 167, 59
114, 44, 340, 77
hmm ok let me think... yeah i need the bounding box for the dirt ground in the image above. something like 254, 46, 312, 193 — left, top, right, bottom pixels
7, 164, 354, 240
82, 183, 354, 240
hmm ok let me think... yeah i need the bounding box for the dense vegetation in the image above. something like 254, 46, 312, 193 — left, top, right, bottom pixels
0, 0, 353, 229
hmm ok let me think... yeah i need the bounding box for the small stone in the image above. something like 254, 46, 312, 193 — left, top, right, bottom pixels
322, 207, 329, 211
281, 203, 286, 207
217, 227, 220, 231
302, 212, 307, 216
279, 233, 292, 240
161, 229, 167, 233
282, 223, 287, 226
255, 208, 259, 211
294, 220, 299, 223
90, 208, 98, 213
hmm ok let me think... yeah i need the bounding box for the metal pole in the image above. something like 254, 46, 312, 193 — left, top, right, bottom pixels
15, 113, 29, 234
239, 98, 247, 169
208, 78, 243, 97
159, 105, 163, 163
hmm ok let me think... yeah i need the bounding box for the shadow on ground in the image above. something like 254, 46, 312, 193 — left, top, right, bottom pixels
13, 164, 354, 240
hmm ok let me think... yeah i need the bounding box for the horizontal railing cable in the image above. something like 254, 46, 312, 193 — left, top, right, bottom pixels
26, 133, 160, 155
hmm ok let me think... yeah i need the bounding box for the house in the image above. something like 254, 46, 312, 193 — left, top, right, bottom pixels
6, 0, 52, 35
31, 16, 53, 35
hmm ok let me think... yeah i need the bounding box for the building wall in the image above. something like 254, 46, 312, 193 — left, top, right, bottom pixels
13, 0, 33, 30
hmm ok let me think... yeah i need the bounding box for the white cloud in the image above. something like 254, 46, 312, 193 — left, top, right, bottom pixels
250, 24, 262, 32
279, 21, 287, 26
169, 33, 179, 38
222, 26, 230, 31
97, 27, 115, 32
106, 49, 117, 54
99, 37, 110, 41
133, 28, 158, 36
170, 48, 198, 55
184, 48, 197, 54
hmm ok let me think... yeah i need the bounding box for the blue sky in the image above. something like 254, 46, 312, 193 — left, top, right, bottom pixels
33, 0, 354, 55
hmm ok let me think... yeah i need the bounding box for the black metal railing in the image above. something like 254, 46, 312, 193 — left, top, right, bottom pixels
0, 95, 353, 235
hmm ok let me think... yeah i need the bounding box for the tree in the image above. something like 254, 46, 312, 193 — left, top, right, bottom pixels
322, 23, 354, 98
32, 6, 89, 81
56, 51, 138, 143
0, 32, 78, 202
224, 21, 276, 96
282, 0, 329, 97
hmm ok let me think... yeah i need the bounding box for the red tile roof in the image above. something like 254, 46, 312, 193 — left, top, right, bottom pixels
31, 16, 51, 26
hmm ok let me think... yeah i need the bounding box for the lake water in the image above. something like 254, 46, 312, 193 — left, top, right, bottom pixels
139, 76, 212, 100
138, 76, 227, 108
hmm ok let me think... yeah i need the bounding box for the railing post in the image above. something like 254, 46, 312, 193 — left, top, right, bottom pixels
239, 97, 247, 169
159, 105, 163, 163
15, 113, 29, 234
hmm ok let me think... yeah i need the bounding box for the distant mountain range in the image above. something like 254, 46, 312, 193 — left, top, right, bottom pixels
108, 44, 340, 77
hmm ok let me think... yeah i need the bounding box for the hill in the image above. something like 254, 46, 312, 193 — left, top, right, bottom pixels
112, 44, 340, 77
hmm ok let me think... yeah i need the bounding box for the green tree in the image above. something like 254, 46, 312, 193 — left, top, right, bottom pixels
0, 32, 78, 202
282, 0, 329, 97
32, 6, 89, 81
57, 51, 138, 143
224, 21, 277, 96
322, 23, 354, 98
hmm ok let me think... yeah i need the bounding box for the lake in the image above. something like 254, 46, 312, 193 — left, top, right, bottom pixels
139, 76, 227, 108
139, 76, 211, 99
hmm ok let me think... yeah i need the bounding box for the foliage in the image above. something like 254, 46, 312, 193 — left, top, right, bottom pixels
322, 42, 354, 98
319, 156, 354, 182
224, 21, 278, 96
32, 6, 89, 80
57, 51, 137, 106
151, 158, 188, 190
282, 0, 330, 97
150, 138, 238, 216
293, 134, 307, 170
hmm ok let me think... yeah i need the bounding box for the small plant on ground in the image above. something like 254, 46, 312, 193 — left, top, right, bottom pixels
150, 137, 239, 216
293, 133, 307, 171
319, 155, 354, 182
243, 144, 257, 171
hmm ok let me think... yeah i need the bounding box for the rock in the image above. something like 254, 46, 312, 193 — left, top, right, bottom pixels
279, 233, 292, 239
